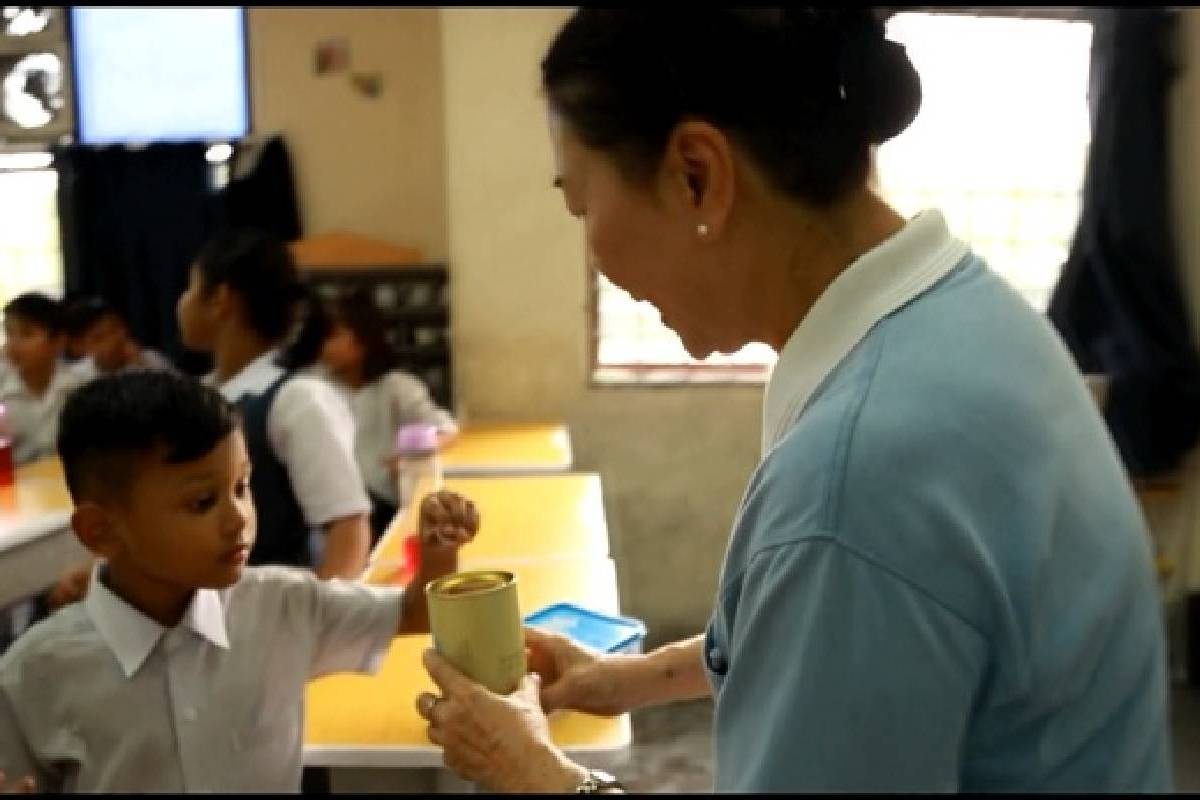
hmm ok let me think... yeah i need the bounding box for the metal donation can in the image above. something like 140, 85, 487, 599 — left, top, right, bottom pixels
425, 569, 527, 695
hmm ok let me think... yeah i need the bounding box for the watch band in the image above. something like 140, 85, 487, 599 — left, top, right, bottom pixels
575, 768, 625, 793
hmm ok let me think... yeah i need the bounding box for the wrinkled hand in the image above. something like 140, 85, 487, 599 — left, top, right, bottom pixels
417, 490, 479, 549
416, 648, 587, 793
525, 626, 627, 716
0, 770, 36, 794
47, 561, 92, 610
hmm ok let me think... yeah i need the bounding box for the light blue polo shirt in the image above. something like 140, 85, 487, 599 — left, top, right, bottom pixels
704, 212, 1171, 792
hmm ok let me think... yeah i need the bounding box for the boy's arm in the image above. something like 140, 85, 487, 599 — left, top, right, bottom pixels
0, 687, 49, 793
396, 491, 480, 635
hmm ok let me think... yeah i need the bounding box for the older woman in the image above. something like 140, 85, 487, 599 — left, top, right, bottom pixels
416, 8, 1171, 793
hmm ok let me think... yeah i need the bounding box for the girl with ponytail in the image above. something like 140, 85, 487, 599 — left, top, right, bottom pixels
176, 228, 373, 578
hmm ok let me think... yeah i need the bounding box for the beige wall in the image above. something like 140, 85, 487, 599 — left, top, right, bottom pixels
441, 8, 763, 644
247, 8, 448, 261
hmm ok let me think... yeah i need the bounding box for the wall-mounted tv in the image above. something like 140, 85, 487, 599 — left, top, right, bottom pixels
70, 6, 249, 144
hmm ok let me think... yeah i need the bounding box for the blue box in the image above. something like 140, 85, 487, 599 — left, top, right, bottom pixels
524, 602, 647, 655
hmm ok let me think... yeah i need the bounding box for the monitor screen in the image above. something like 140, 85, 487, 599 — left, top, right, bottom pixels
70, 6, 249, 144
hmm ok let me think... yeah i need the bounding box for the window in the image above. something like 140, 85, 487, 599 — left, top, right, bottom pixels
591, 12, 1093, 385
0, 153, 63, 314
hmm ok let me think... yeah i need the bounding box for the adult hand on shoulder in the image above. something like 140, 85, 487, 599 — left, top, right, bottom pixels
0, 770, 36, 794
47, 561, 92, 610
525, 626, 628, 716
416, 648, 588, 793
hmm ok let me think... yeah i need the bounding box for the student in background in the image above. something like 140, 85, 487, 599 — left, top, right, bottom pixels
0, 293, 87, 465
46, 232, 375, 610
68, 297, 174, 376
61, 297, 94, 369
0, 371, 480, 792
317, 287, 458, 543
175, 229, 375, 578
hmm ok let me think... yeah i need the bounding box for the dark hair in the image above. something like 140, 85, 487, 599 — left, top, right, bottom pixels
57, 370, 239, 502
191, 228, 323, 371
542, 8, 921, 206
328, 287, 398, 384
3, 292, 65, 334
63, 295, 125, 338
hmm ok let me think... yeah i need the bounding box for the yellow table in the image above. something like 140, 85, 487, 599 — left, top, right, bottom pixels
364, 474, 610, 583
0, 457, 86, 607
441, 423, 572, 477
304, 557, 630, 768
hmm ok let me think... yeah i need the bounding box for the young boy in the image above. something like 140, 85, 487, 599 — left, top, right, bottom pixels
0, 371, 480, 792
65, 296, 174, 377
1, 293, 88, 465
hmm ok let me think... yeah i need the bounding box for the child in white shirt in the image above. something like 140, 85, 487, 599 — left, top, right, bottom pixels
0, 370, 479, 792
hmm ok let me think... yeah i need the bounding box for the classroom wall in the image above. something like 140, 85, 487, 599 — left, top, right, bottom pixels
246, 8, 448, 261
441, 8, 763, 644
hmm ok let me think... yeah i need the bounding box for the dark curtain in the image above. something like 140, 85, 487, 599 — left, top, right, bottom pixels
55, 142, 224, 375
1048, 8, 1200, 478
223, 135, 303, 242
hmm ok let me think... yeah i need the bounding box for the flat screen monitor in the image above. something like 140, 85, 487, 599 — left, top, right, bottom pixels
70, 6, 249, 144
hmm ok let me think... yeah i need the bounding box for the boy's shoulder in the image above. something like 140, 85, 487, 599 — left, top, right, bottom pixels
0, 603, 96, 680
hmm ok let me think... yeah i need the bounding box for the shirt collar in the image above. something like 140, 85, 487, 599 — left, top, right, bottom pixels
762, 210, 970, 456
84, 562, 231, 679
211, 349, 285, 402
0, 359, 78, 400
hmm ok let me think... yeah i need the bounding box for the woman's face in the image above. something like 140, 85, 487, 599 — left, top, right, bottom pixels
548, 112, 742, 360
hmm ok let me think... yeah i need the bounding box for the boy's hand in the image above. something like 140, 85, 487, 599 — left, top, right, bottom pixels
0, 770, 36, 793
398, 490, 479, 635
418, 490, 479, 550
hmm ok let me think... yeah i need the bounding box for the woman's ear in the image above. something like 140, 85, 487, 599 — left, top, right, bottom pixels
71, 503, 124, 561
661, 119, 736, 239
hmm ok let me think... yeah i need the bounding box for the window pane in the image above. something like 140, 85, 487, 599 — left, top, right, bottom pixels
0, 165, 64, 314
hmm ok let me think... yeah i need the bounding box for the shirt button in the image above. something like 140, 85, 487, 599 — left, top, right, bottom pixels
708, 647, 727, 672
182, 708, 197, 722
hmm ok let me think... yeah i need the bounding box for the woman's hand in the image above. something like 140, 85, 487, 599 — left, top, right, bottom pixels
525, 626, 629, 716
417, 648, 589, 793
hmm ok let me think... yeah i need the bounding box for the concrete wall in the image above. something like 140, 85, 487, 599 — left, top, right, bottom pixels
441, 8, 763, 645
247, 8, 448, 261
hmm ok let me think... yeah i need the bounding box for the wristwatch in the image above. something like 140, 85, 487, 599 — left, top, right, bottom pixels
575, 768, 625, 794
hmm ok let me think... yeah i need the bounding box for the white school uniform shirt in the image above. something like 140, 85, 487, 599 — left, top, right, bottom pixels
0, 565, 405, 792
313, 367, 457, 505
208, 350, 370, 526
0, 357, 88, 465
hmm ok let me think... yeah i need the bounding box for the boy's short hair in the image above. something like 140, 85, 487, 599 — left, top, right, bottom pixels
57, 371, 239, 502
63, 296, 124, 339
3, 292, 65, 334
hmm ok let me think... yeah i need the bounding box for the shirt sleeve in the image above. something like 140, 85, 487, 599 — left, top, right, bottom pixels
305, 577, 407, 679
0, 678, 53, 792
387, 372, 457, 434
712, 537, 987, 792
267, 376, 371, 527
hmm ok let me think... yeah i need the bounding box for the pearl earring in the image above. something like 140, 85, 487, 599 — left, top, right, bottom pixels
697, 223, 709, 237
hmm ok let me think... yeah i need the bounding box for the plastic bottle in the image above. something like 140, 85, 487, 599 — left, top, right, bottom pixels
394, 423, 443, 510
0, 403, 13, 488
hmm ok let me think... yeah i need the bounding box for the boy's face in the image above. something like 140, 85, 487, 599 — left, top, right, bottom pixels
3, 315, 63, 375
83, 314, 131, 373
90, 430, 256, 590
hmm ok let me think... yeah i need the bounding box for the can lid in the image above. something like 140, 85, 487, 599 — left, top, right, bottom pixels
524, 602, 646, 653
395, 423, 439, 454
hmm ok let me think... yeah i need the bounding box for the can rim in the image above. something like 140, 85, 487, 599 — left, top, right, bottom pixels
425, 569, 516, 599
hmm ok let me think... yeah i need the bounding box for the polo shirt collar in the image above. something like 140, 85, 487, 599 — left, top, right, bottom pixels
762, 210, 970, 455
